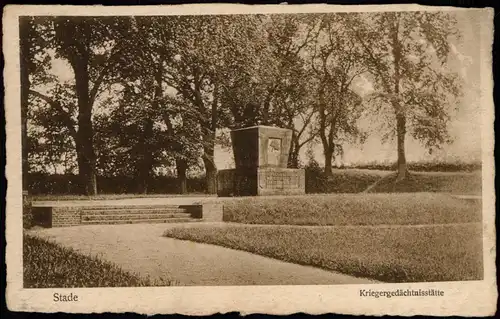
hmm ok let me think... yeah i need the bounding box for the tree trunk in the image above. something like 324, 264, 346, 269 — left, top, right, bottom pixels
390, 15, 407, 182
204, 165, 217, 194
176, 159, 188, 194
76, 142, 96, 195
73, 61, 97, 195
202, 130, 217, 194
324, 146, 334, 176
395, 113, 407, 181
201, 81, 219, 194
75, 144, 85, 194
136, 119, 154, 194
202, 145, 217, 194
77, 110, 97, 195
136, 173, 148, 194
288, 132, 300, 168
53, 19, 98, 195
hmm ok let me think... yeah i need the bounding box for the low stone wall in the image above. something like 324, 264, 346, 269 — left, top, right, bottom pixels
202, 203, 224, 222
52, 207, 81, 227
32, 206, 81, 228
31, 204, 219, 227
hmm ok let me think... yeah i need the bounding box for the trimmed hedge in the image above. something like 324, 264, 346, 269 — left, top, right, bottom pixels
23, 194, 33, 229
345, 161, 482, 172
223, 193, 482, 226
27, 173, 206, 195
23, 234, 170, 288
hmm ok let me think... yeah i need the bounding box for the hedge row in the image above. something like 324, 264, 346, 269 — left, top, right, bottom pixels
27, 173, 206, 195
27, 169, 382, 195
27, 162, 481, 195
344, 161, 482, 172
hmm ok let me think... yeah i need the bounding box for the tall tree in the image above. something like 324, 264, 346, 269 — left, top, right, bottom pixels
219, 14, 320, 168
44, 16, 133, 194
19, 17, 53, 191
163, 15, 267, 193
131, 16, 202, 194
309, 15, 366, 175
27, 81, 78, 176
161, 95, 202, 194
264, 14, 321, 168
345, 12, 462, 180
93, 83, 171, 193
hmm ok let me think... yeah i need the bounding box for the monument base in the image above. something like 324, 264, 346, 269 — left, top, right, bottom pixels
217, 168, 305, 197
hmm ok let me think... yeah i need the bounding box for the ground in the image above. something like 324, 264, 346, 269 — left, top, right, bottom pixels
163, 222, 483, 283
27, 223, 378, 286
26, 169, 483, 286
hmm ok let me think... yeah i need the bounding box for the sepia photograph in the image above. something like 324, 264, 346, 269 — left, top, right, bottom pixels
4, 3, 496, 315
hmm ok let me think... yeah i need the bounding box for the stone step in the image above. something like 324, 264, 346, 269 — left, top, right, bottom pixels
81, 212, 191, 221
81, 208, 190, 215
80, 217, 201, 225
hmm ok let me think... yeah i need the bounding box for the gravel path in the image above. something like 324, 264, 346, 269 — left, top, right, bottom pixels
28, 223, 379, 286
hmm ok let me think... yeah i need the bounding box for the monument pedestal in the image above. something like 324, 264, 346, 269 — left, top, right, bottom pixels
217, 125, 305, 197
218, 168, 305, 196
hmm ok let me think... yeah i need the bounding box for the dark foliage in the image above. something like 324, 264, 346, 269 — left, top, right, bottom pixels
347, 161, 482, 172
23, 234, 170, 288
27, 173, 206, 195
23, 193, 33, 229
304, 161, 329, 193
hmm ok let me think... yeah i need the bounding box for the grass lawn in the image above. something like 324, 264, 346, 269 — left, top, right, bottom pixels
308, 169, 389, 193
163, 223, 483, 283
24, 234, 171, 288
223, 193, 481, 226
308, 169, 481, 194
365, 170, 482, 194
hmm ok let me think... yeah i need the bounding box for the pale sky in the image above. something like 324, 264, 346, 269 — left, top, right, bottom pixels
44, 10, 485, 172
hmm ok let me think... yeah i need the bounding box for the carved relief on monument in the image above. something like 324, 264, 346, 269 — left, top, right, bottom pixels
267, 138, 282, 166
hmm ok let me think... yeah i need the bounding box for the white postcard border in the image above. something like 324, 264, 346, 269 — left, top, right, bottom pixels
4, 4, 497, 315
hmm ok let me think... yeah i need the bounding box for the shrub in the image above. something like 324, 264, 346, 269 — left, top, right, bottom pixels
23, 234, 170, 288
27, 173, 206, 195
223, 193, 481, 226
348, 161, 482, 172
23, 192, 33, 229
304, 161, 329, 193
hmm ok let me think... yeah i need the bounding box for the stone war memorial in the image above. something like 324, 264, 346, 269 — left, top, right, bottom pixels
217, 125, 305, 196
